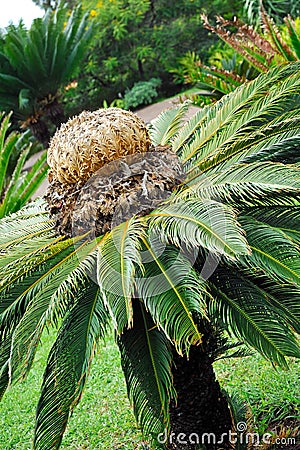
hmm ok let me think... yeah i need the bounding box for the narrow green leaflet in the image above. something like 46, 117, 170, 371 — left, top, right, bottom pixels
209, 268, 300, 367
180, 162, 300, 206
136, 243, 205, 354
148, 198, 249, 258
34, 282, 109, 450
117, 301, 175, 437
97, 219, 145, 333
149, 101, 190, 146
240, 216, 300, 286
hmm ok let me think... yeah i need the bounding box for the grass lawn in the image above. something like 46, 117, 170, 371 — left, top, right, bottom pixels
0, 330, 299, 449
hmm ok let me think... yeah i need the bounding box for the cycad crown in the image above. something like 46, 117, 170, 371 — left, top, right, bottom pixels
46, 107, 184, 236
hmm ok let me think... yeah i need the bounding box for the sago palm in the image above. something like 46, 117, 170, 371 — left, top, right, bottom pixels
1, 63, 300, 449
0, 3, 93, 145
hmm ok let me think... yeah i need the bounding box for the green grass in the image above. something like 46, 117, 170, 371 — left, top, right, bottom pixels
214, 354, 300, 436
0, 330, 299, 449
0, 330, 145, 450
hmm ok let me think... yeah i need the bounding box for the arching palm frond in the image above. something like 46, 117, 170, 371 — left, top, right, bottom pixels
177, 162, 300, 207
0, 201, 97, 386
239, 216, 300, 286
34, 281, 109, 450
136, 244, 206, 354
6, 238, 96, 384
148, 198, 249, 258
0, 198, 52, 249
149, 101, 191, 146
171, 105, 211, 154
96, 219, 146, 333
242, 275, 300, 334
168, 63, 300, 173
117, 300, 175, 437
244, 204, 300, 244
208, 267, 300, 367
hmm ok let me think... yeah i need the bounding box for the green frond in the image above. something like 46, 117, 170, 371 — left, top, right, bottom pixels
175, 63, 291, 159
239, 216, 300, 286
208, 267, 300, 367
179, 162, 300, 207
172, 63, 300, 173
171, 106, 210, 154
34, 281, 109, 450
136, 243, 206, 354
117, 300, 175, 437
244, 134, 300, 165
16, 151, 48, 208
2, 237, 95, 382
148, 198, 249, 258
244, 204, 300, 244
0, 112, 19, 195
96, 219, 145, 333
196, 110, 300, 173
185, 94, 300, 175
245, 275, 300, 334
149, 101, 191, 146
0, 149, 48, 218
0, 199, 52, 249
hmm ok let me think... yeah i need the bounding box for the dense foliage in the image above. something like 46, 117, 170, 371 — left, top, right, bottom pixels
63, 0, 243, 114
1, 63, 300, 448
32, 0, 77, 10
175, 7, 300, 105
0, 112, 48, 218
0, 3, 93, 145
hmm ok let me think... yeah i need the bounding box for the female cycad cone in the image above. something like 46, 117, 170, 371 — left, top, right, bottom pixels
45, 107, 184, 237
47, 108, 152, 184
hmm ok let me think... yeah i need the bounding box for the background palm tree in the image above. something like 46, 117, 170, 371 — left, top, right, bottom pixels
1, 63, 300, 449
0, 3, 93, 146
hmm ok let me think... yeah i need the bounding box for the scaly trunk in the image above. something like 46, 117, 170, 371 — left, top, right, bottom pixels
42, 96, 66, 128
27, 116, 50, 148
168, 324, 233, 450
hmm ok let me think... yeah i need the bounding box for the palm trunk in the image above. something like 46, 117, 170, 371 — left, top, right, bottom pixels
168, 324, 233, 450
27, 117, 50, 148
43, 97, 66, 128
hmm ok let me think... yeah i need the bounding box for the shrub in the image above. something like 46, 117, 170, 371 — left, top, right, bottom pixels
123, 78, 162, 110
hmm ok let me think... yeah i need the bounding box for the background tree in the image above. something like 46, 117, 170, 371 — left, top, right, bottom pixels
63, 0, 244, 114
1, 63, 300, 449
0, 3, 93, 146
